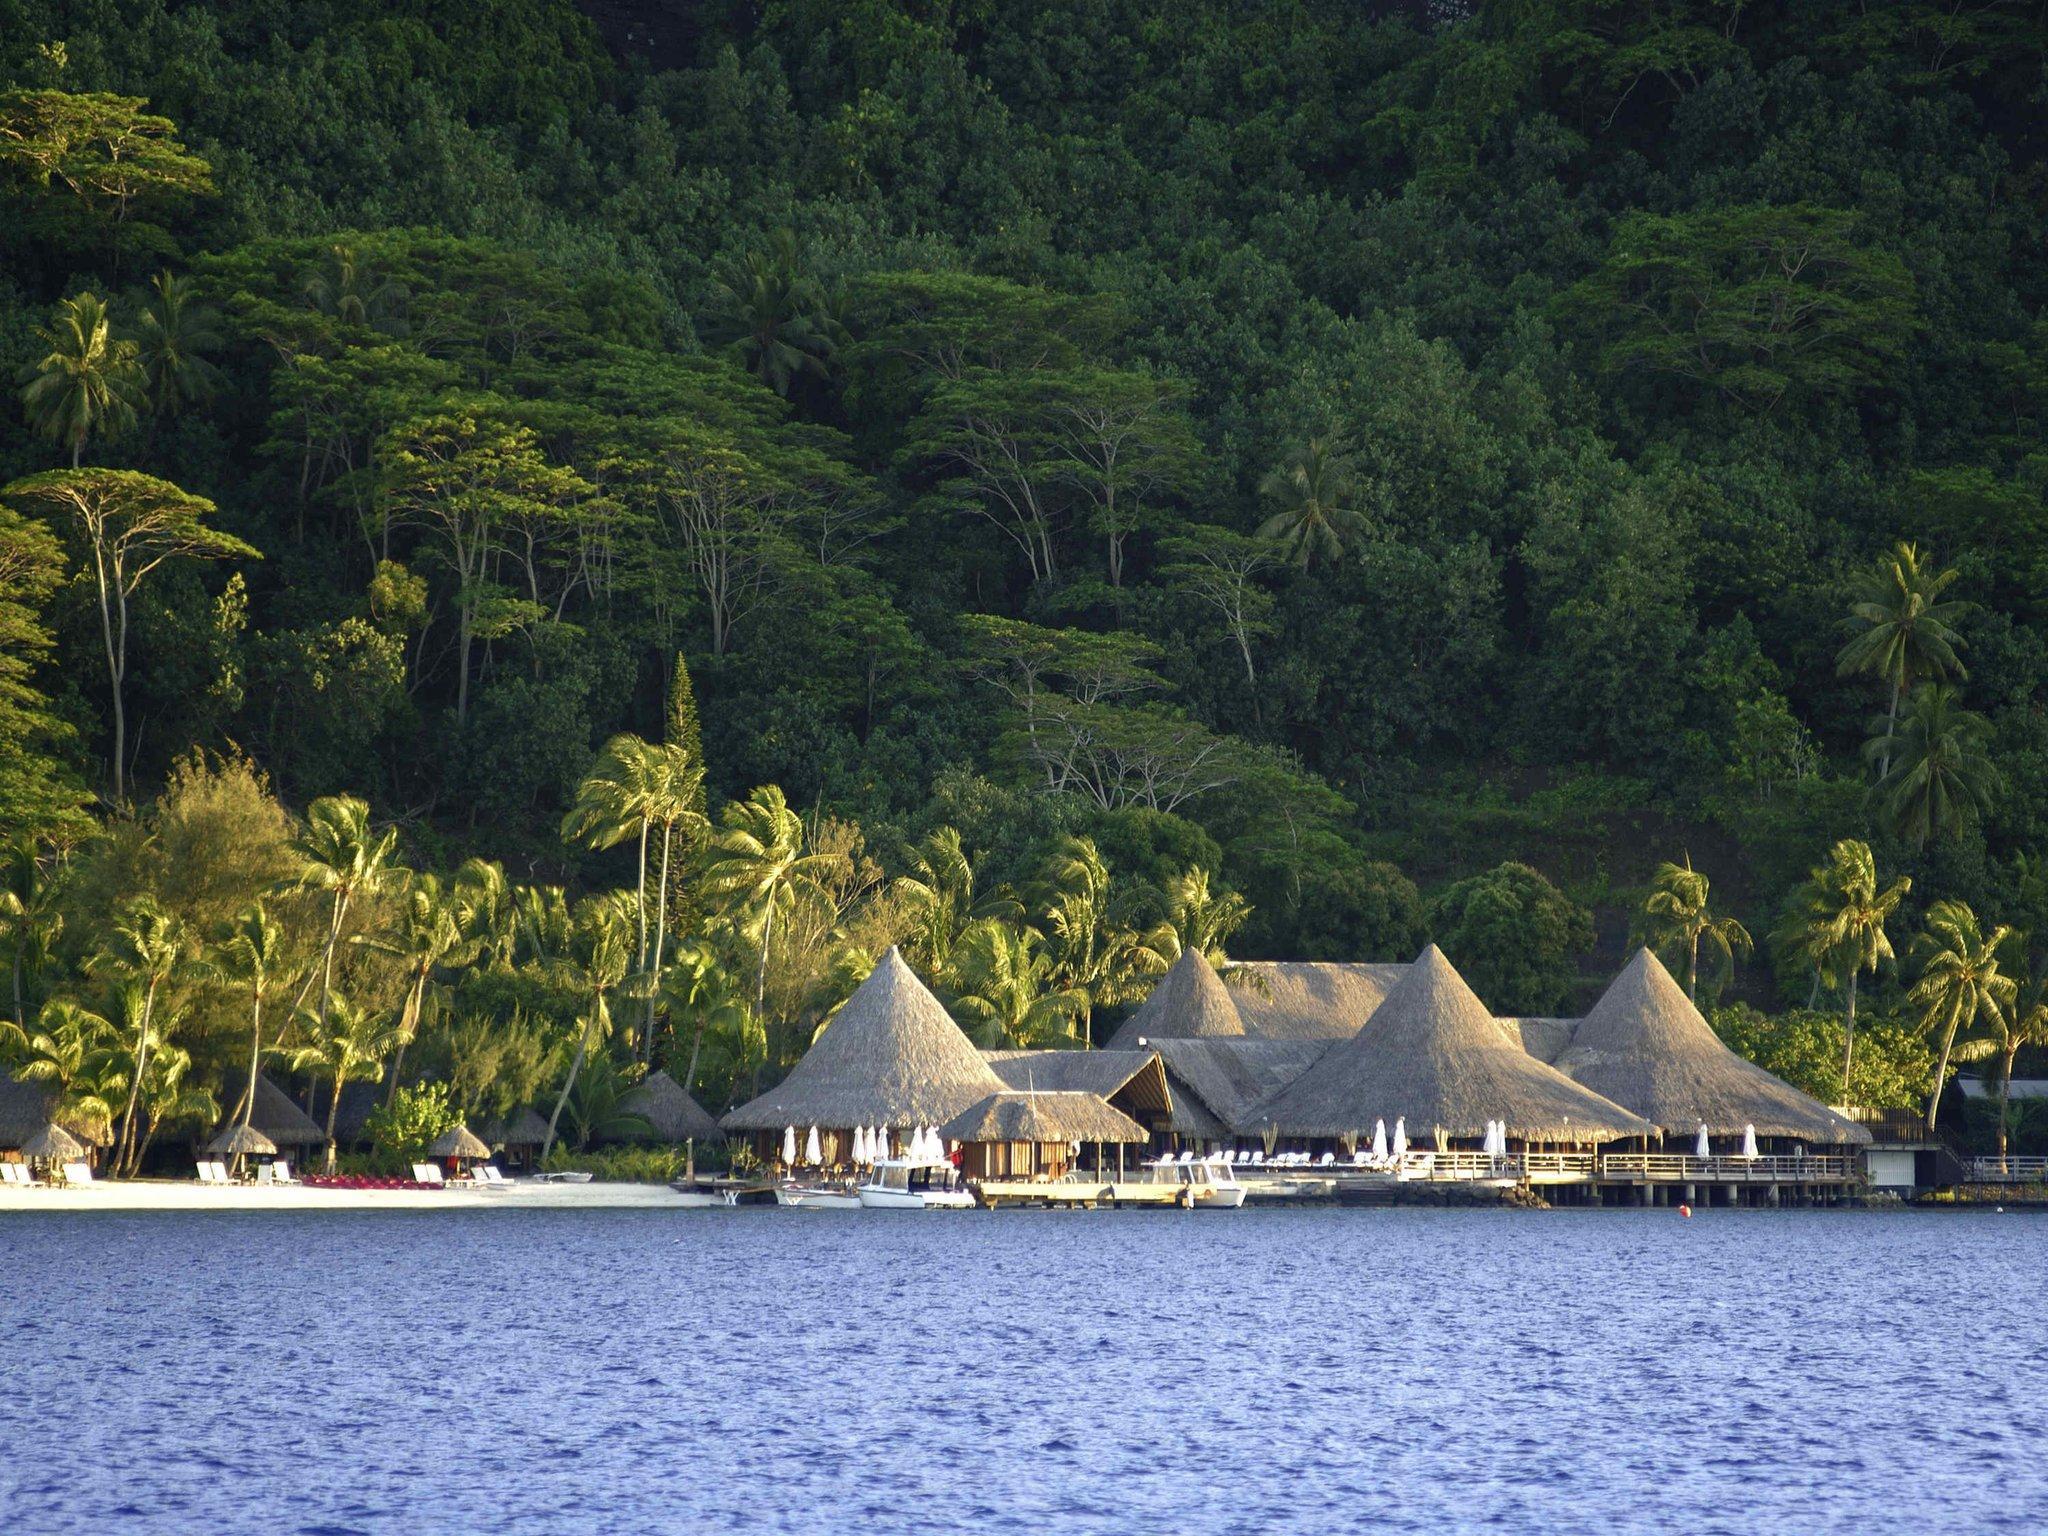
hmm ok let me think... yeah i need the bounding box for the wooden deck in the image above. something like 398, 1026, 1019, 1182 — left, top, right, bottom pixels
1967, 1156, 2048, 1184
974, 1179, 1110, 1208
1221, 1150, 1862, 1193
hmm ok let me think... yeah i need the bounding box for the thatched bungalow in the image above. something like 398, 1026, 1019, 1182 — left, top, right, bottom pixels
0, 1071, 108, 1157
219, 1073, 328, 1158
939, 1090, 1148, 1181
722, 947, 1008, 1167
983, 1048, 1174, 1139
1240, 945, 1656, 1149
611, 1069, 725, 1145
1554, 949, 1872, 1150
479, 1106, 551, 1169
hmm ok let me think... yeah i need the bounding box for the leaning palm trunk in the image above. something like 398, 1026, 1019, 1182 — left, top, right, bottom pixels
384, 969, 429, 1109
643, 822, 674, 1063
323, 1062, 350, 1172
237, 993, 263, 1133
1841, 971, 1859, 1105
1927, 1003, 1963, 1134
115, 984, 156, 1178
542, 999, 604, 1161
1998, 1042, 2018, 1157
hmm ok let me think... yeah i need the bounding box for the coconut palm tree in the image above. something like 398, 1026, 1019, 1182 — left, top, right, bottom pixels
700, 229, 837, 396
541, 896, 634, 1160
561, 734, 664, 978
88, 897, 185, 1175
1872, 683, 2000, 848
1255, 436, 1367, 568
133, 271, 225, 416
890, 826, 1017, 974
945, 919, 1088, 1049
301, 244, 406, 329
1837, 541, 1970, 778
357, 873, 471, 1107
207, 902, 293, 1136
128, 1039, 216, 1174
667, 941, 749, 1100
0, 838, 64, 1030
639, 743, 709, 1061
1640, 854, 1752, 1002
1035, 836, 1167, 1046
290, 994, 402, 1171
700, 785, 842, 1038
1909, 900, 2016, 1134
291, 795, 401, 1042
1144, 867, 1252, 968
450, 857, 516, 969
1772, 840, 1910, 1103
9, 998, 119, 1140
1980, 960, 2048, 1157
19, 292, 145, 466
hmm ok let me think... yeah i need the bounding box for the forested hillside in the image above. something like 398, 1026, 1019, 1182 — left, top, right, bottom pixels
3, 2, 2046, 1149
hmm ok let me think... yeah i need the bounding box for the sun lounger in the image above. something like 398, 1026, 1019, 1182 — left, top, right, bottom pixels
269, 1160, 297, 1185
411, 1163, 446, 1186
2, 1163, 29, 1185
478, 1165, 513, 1186
61, 1160, 94, 1185
195, 1161, 221, 1184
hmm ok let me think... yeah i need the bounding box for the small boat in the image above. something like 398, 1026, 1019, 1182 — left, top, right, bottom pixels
1112, 1156, 1247, 1209
534, 1170, 594, 1185
774, 1182, 863, 1210
857, 1155, 975, 1210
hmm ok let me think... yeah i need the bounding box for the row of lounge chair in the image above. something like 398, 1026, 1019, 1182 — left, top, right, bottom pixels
410, 1163, 514, 1188
1, 1161, 95, 1186
195, 1160, 298, 1186
1189, 1149, 1457, 1171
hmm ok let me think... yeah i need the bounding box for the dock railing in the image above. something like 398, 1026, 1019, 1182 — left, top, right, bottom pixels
1967, 1156, 2048, 1183
1597, 1152, 1857, 1183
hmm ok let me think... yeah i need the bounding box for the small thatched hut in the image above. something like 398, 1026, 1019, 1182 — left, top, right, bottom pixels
20, 1121, 84, 1164
206, 1123, 278, 1163
1102, 947, 1250, 1049
1555, 949, 1872, 1148
610, 1069, 725, 1144
1240, 945, 1656, 1147
220, 1073, 329, 1154
721, 947, 1008, 1166
428, 1124, 491, 1173
480, 1107, 551, 1168
939, 1090, 1147, 1181
983, 1048, 1174, 1138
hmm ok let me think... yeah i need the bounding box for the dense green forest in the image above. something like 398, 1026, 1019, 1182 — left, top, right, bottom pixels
3, 1, 2046, 1162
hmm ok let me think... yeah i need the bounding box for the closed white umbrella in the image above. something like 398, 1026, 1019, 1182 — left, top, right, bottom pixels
853, 1126, 869, 1164
906, 1127, 923, 1160
805, 1126, 823, 1166
1392, 1117, 1408, 1160
782, 1125, 797, 1166
922, 1126, 938, 1160
1485, 1121, 1503, 1157
1371, 1119, 1388, 1161
1695, 1124, 1711, 1160
1741, 1124, 1759, 1160
873, 1126, 890, 1161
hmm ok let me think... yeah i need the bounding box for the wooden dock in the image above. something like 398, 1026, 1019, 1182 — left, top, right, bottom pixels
974, 1180, 1111, 1209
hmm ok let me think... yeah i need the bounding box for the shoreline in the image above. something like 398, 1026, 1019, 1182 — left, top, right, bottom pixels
0, 1179, 687, 1212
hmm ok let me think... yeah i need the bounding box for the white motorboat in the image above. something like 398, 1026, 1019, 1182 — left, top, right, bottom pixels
1112, 1155, 1247, 1209
857, 1155, 975, 1210
535, 1170, 593, 1184
774, 1182, 863, 1210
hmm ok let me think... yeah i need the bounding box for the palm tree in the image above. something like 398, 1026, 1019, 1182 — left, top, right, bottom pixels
1909, 900, 2016, 1134
667, 942, 749, 1101
639, 743, 708, 1061
291, 795, 401, 1042
450, 857, 517, 969
88, 897, 185, 1176
208, 902, 293, 1136
1640, 854, 1752, 1002
128, 1039, 216, 1174
700, 786, 842, 1047
134, 271, 225, 416
1035, 836, 1167, 1047
1980, 960, 2048, 1157
1872, 683, 2000, 848
290, 995, 401, 1172
1255, 436, 1367, 568
9, 998, 119, 1141
945, 919, 1088, 1049
19, 292, 145, 467
562, 734, 663, 979
301, 244, 406, 329
890, 826, 1016, 973
0, 839, 64, 1029
701, 229, 837, 396
541, 896, 633, 1161
1771, 840, 1910, 1103
1837, 541, 1970, 778
558, 1055, 652, 1151
1144, 867, 1251, 968
359, 873, 471, 1106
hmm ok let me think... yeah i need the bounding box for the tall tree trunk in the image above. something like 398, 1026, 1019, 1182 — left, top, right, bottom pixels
316, 892, 347, 1034
115, 983, 155, 1177
1687, 934, 1699, 1002
385, 969, 427, 1110
633, 820, 650, 975
236, 992, 263, 1132
644, 821, 673, 1063
1927, 1004, 1962, 1134
1998, 1043, 2017, 1158
1840, 970, 1859, 1105
749, 898, 776, 1096
541, 1005, 600, 1161
324, 1066, 346, 1172
1880, 676, 1902, 779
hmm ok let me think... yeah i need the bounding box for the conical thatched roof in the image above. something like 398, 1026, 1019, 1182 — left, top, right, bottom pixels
19, 1121, 84, 1160
1241, 946, 1657, 1142
941, 1090, 1149, 1146
482, 1107, 551, 1148
428, 1124, 492, 1159
207, 1123, 278, 1157
1556, 949, 1872, 1144
1103, 948, 1248, 1049
613, 1070, 725, 1143
722, 948, 1007, 1131
222, 1072, 328, 1148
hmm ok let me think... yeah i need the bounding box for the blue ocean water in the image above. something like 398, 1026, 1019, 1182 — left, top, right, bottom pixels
1, 1205, 2040, 1534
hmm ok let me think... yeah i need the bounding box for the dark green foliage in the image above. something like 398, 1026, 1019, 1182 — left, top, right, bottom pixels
1429, 862, 1597, 1015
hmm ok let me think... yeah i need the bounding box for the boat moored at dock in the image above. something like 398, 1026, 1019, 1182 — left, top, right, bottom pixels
858, 1155, 975, 1209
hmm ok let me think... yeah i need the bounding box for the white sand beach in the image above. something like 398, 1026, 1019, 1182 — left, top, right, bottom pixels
0, 1179, 693, 1213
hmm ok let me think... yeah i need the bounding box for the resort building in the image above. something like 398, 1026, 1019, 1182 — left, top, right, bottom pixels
721, 946, 1008, 1167
938, 1090, 1148, 1181
982, 1048, 1173, 1140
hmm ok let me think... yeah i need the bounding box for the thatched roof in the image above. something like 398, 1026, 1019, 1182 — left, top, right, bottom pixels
1241, 946, 1657, 1142
428, 1124, 492, 1159
19, 1121, 84, 1160
613, 1070, 725, 1143
722, 948, 1007, 1131
1103, 948, 1248, 1048
0, 1073, 108, 1148
1555, 949, 1873, 1144
481, 1107, 551, 1148
221, 1072, 328, 1148
1504, 1017, 1578, 1064
983, 1049, 1173, 1121
207, 1123, 278, 1157
329, 1080, 382, 1144
1227, 960, 1410, 1040
940, 1091, 1148, 1146
1150, 1038, 1331, 1134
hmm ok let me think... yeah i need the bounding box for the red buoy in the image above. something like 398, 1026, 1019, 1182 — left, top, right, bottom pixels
1679, 1204, 1692, 1218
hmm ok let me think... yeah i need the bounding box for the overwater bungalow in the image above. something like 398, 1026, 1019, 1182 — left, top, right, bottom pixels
1553, 949, 1872, 1155
721, 947, 1007, 1168
612, 1069, 725, 1145
938, 1090, 1148, 1181
1238, 945, 1656, 1153
982, 1048, 1173, 1140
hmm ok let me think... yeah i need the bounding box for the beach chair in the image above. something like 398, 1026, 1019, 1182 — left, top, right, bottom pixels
62, 1160, 94, 1185
195, 1161, 219, 1184
411, 1162, 445, 1187
479, 1165, 513, 1187
2, 1163, 27, 1185
1177, 1151, 1194, 1164
1318, 1152, 1335, 1167
270, 1160, 297, 1186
